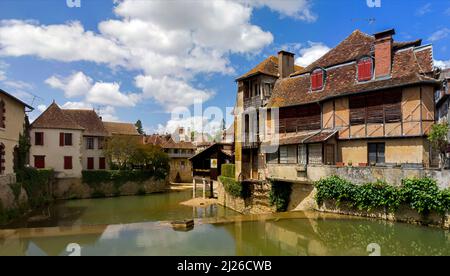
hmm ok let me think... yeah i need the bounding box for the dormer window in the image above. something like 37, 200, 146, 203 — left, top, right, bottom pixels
311, 69, 325, 91
358, 57, 373, 82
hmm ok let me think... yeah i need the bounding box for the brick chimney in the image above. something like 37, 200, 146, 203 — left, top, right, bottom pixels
374, 29, 395, 79
278, 50, 295, 79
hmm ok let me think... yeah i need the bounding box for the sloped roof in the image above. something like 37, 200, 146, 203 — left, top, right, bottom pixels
64, 109, 108, 136
103, 121, 140, 136
269, 30, 439, 108
0, 89, 33, 110
145, 134, 196, 149
32, 102, 84, 130
236, 56, 303, 81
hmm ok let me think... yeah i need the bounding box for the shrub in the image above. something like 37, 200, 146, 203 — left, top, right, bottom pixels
17, 167, 54, 208
269, 181, 292, 212
221, 164, 235, 178
219, 176, 250, 199
401, 178, 445, 214
8, 182, 23, 201
315, 176, 450, 215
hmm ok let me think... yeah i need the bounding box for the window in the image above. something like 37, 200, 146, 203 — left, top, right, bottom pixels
358, 57, 373, 81
0, 100, 5, 128
298, 145, 307, 165
64, 156, 73, 170
34, 155, 45, 169
349, 95, 367, 125
311, 69, 324, 91
60, 133, 73, 146
35, 132, 44, 146
266, 150, 279, 164
98, 137, 104, 149
87, 157, 94, 170
0, 143, 4, 174
308, 144, 323, 165
99, 157, 106, 170
86, 137, 94, 150
279, 145, 297, 164
368, 143, 385, 164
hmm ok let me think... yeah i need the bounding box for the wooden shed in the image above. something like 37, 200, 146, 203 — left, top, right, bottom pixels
189, 143, 234, 181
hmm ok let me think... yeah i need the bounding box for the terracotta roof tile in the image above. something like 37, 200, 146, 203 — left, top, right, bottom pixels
64, 109, 108, 136
269, 31, 438, 108
103, 121, 140, 136
32, 102, 84, 130
236, 56, 303, 81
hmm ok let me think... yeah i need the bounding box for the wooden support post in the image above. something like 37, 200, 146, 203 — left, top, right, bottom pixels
193, 178, 196, 198
202, 178, 206, 199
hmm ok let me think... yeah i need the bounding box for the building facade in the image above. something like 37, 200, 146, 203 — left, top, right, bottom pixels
0, 89, 33, 183
235, 29, 441, 183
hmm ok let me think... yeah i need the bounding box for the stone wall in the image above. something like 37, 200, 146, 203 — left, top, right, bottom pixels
52, 177, 169, 200
0, 177, 28, 224
216, 180, 274, 214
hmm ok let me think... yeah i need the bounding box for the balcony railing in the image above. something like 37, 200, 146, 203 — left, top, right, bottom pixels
244, 96, 262, 110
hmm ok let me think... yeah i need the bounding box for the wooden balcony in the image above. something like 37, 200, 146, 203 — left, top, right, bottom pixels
244, 96, 262, 110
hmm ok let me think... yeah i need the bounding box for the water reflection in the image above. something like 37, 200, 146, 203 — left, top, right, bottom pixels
1, 215, 449, 256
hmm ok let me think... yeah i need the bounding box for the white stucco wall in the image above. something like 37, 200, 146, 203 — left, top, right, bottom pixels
81, 136, 109, 170
30, 128, 83, 178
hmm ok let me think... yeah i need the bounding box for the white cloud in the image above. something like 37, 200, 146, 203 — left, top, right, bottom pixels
237, 0, 317, 21
295, 42, 330, 67
45, 72, 93, 98
37, 104, 47, 112
61, 101, 119, 122
0, 61, 7, 81
3, 80, 32, 90
416, 3, 432, 16
428, 28, 450, 42
434, 59, 450, 69
87, 82, 139, 107
61, 101, 93, 109
135, 75, 214, 111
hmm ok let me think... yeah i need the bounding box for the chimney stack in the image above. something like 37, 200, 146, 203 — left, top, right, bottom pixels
278, 50, 295, 79
374, 29, 395, 79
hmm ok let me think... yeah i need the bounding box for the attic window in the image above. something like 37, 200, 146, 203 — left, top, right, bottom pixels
358, 57, 373, 82
311, 69, 324, 91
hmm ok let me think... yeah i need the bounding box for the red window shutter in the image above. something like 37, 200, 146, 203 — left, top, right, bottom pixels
87, 157, 94, 170
64, 156, 73, 170
358, 58, 373, 81
34, 156, 45, 169
60, 133, 64, 146
99, 157, 106, 170
311, 70, 323, 91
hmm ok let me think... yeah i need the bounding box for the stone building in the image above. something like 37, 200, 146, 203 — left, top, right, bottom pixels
234, 29, 441, 183
0, 89, 33, 184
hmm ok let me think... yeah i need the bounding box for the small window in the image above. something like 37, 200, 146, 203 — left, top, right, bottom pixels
266, 150, 279, 164
35, 132, 44, 146
358, 57, 373, 82
87, 157, 94, 170
64, 156, 73, 170
0, 100, 5, 128
0, 143, 4, 174
368, 143, 385, 164
311, 69, 324, 91
60, 133, 73, 146
298, 145, 307, 165
86, 137, 94, 150
308, 144, 323, 165
279, 145, 297, 164
98, 137, 104, 150
34, 155, 45, 169
99, 157, 106, 170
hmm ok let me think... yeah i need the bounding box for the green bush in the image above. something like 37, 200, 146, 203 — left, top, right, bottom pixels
8, 183, 23, 201
17, 167, 54, 208
82, 170, 155, 186
269, 181, 292, 212
315, 176, 450, 215
219, 176, 250, 199
221, 164, 235, 178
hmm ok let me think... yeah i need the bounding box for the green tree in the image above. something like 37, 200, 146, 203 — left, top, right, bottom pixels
135, 120, 145, 135
130, 144, 170, 179
428, 122, 449, 170
103, 136, 139, 169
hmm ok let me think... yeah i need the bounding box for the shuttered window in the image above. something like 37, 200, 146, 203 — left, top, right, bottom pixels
99, 157, 106, 170
64, 156, 73, 170
349, 95, 367, 125
266, 150, 279, 164
311, 69, 324, 91
308, 144, 323, 164
384, 89, 402, 123
279, 145, 297, 164
298, 145, 307, 165
34, 156, 45, 169
358, 57, 373, 81
0, 100, 5, 129
87, 157, 94, 170
366, 94, 384, 124
60, 133, 73, 146
35, 132, 44, 146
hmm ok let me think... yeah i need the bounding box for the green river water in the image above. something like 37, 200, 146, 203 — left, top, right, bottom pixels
0, 190, 448, 256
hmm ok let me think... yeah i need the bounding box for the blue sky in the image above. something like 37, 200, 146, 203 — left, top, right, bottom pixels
0, 0, 449, 135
